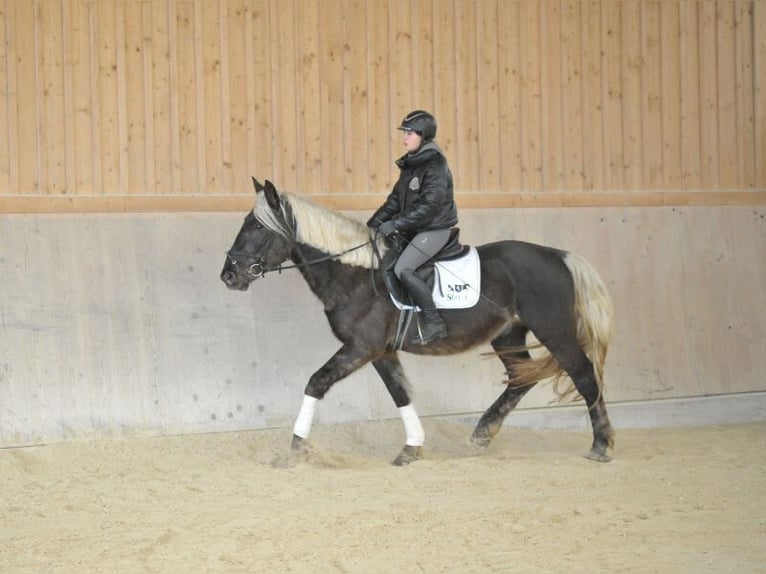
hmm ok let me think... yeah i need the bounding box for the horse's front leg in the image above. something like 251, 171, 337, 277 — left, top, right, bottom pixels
291, 344, 371, 453
372, 353, 424, 466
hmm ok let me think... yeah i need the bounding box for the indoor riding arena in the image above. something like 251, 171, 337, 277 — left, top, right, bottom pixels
1, 1, 765, 572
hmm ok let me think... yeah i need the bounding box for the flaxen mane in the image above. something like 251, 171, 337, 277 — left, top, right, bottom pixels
254, 191, 383, 269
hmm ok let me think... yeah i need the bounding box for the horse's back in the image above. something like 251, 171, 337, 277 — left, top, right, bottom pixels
476, 240, 575, 318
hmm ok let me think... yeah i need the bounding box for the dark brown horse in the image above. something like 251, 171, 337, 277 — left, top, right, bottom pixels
221, 179, 615, 465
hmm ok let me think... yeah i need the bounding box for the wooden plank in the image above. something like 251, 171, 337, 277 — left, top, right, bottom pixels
202, 0, 222, 193
755, 1, 766, 185
141, 2, 156, 196
271, 0, 298, 189
561, 1, 583, 190
602, 2, 624, 189
679, 2, 701, 189
734, 0, 755, 188
115, 1, 129, 195
476, 0, 500, 191
0, 0, 10, 192
295, 0, 321, 193
455, 0, 479, 191
218, 0, 232, 193
176, 1, 200, 194
248, 0, 274, 181
96, 1, 120, 195
581, 1, 604, 190
151, 0, 172, 195
640, 1, 662, 189
431, 0, 457, 166
2, 189, 765, 214
124, 1, 147, 196
717, 1, 738, 188
699, 1, 719, 188
519, 1, 542, 191
388, 0, 413, 130
41, 0, 67, 194
540, 1, 563, 191
660, 1, 682, 188
620, 1, 642, 189
319, 0, 345, 194
62, 0, 76, 195
411, 0, 435, 113
367, 0, 392, 192
14, 1, 39, 194
226, 0, 249, 193
497, 0, 521, 191
344, 0, 370, 193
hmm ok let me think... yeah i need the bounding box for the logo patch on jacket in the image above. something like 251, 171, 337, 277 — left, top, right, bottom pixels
408, 177, 420, 191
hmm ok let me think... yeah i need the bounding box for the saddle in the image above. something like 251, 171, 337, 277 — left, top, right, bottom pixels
383, 228, 481, 310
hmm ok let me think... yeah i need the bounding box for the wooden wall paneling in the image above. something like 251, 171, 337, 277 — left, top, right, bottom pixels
660, 1, 682, 189
756, 1, 766, 185
411, 0, 435, 118
388, 0, 413, 138
115, 1, 130, 195
202, 0, 223, 193
680, 1, 701, 189
366, 0, 391, 192
496, 1, 521, 191
699, 1, 719, 188
124, 1, 148, 196
15, 1, 38, 194
70, 2, 98, 194
249, 0, 274, 184
61, 0, 77, 195
716, 1, 739, 188
96, 2, 120, 195
476, 0, 500, 191
272, 1, 299, 190
602, 2, 624, 189
345, 0, 370, 194
40, 0, 67, 195
431, 0, 457, 166
165, 0, 182, 195
455, 0, 479, 192
319, 0, 345, 194
176, 1, 199, 194
296, 0, 321, 194
581, 0, 605, 190
225, 0, 248, 193
561, 1, 583, 190
140, 2, 157, 196
519, 1, 542, 191
0, 1, 11, 191
217, 0, 232, 193
620, 1, 642, 190
641, 1, 663, 189
734, 1, 755, 188
540, 1, 564, 191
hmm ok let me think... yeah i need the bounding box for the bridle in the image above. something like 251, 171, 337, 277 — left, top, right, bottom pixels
226, 237, 376, 279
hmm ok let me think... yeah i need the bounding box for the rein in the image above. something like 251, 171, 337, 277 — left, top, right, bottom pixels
227, 239, 374, 279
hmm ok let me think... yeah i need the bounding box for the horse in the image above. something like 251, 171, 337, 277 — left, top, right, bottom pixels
220, 178, 616, 465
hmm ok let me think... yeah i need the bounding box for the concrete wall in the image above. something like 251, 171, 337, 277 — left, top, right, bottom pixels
1, 205, 765, 447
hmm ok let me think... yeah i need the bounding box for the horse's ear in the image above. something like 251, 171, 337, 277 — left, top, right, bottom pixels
251, 177, 265, 193
263, 179, 281, 210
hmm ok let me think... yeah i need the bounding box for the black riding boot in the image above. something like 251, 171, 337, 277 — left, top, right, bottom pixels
399, 269, 448, 345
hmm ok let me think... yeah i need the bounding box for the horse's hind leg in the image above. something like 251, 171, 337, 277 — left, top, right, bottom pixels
471, 324, 536, 447
372, 353, 423, 466
540, 336, 615, 462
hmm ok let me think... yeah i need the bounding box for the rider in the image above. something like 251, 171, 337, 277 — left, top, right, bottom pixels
367, 110, 459, 345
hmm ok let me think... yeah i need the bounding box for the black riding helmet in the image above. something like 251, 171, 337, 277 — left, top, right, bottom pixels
397, 110, 437, 142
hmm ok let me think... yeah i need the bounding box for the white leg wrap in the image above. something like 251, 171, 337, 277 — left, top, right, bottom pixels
399, 404, 425, 447
293, 395, 318, 439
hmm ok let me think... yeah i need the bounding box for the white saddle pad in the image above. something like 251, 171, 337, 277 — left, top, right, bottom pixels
391, 247, 481, 310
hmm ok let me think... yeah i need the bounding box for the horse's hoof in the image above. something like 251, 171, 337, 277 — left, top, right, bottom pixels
469, 432, 491, 448
291, 434, 310, 455
586, 447, 612, 463
392, 445, 422, 466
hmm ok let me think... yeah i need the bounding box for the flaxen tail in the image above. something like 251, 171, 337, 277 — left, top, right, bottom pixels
504, 252, 614, 403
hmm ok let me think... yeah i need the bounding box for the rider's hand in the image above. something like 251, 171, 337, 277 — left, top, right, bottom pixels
378, 220, 397, 237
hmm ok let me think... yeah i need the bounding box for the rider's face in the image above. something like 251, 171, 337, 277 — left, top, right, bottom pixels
402, 130, 422, 153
